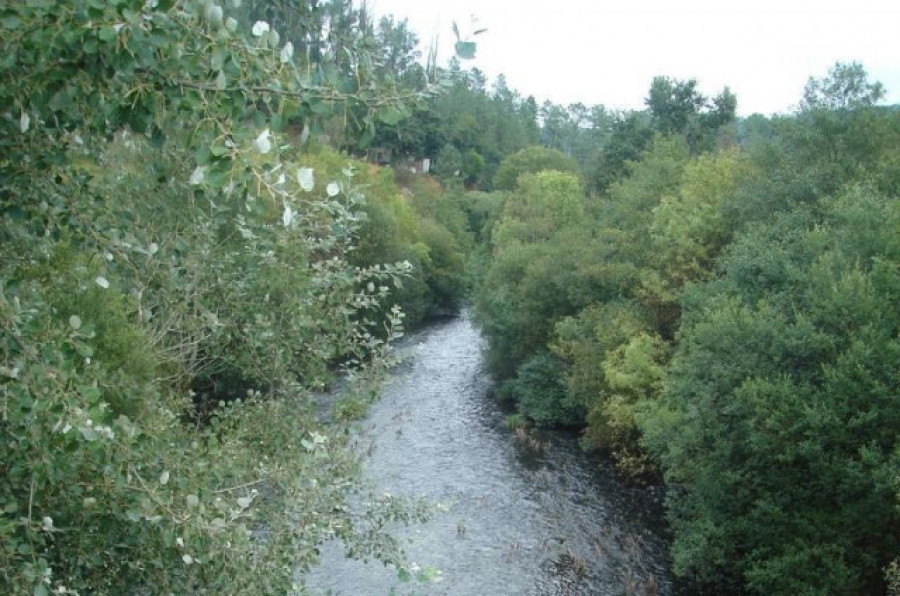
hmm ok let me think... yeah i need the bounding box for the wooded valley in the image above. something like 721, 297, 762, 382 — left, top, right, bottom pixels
1, 1, 898, 594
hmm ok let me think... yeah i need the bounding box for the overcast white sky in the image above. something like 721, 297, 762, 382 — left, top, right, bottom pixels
366, 0, 900, 116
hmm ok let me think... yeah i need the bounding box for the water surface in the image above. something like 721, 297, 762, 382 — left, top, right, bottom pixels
303, 315, 673, 595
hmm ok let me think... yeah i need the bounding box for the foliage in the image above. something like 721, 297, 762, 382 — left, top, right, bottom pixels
598, 135, 691, 235
645, 76, 737, 152
493, 171, 584, 246
586, 77, 736, 196
475, 171, 589, 382
802, 61, 885, 111
475, 170, 646, 425
551, 302, 653, 456
646, 77, 709, 134
722, 64, 900, 235
501, 351, 583, 426
502, 413, 529, 430
539, 102, 611, 171
470, 60, 900, 594
587, 110, 654, 195
458, 190, 507, 245
638, 186, 900, 593
461, 148, 486, 186
432, 142, 463, 182
492, 146, 580, 191
888, 558, 900, 595
236, 1, 438, 151
597, 332, 668, 475
301, 152, 468, 329
641, 148, 752, 329
650, 149, 751, 284
377, 69, 541, 190
0, 0, 445, 593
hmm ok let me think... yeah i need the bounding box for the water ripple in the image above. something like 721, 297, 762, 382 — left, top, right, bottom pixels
302, 316, 674, 595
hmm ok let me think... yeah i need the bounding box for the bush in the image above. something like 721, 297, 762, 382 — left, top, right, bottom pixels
503, 352, 583, 426
492, 146, 579, 191
638, 186, 900, 593
0, 1, 428, 592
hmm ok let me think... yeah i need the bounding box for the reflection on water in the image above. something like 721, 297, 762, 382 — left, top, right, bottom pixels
302, 315, 676, 595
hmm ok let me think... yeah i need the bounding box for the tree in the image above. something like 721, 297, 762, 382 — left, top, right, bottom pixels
587, 110, 654, 194
721, 64, 900, 232
375, 16, 422, 82
0, 1, 430, 592
462, 149, 486, 186
645, 76, 737, 153
475, 171, 588, 381
599, 135, 690, 237
552, 300, 661, 471
433, 143, 462, 181
493, 171, 585, 246
646, 76, 707, 135
704, 86, 738, 129
802, 61, 885, 111
639, 188, 900, 593
642, 148, 752, 327
492, 146, 579, 190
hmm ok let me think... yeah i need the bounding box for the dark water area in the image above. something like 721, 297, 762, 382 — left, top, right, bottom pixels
302, 315, 680, 595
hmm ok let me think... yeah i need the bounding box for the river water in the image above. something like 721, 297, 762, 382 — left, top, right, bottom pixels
303, 315, 677, 595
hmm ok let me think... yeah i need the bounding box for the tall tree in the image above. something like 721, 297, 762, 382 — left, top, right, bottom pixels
646, 76, 707, 135
645, 76, 736, 152
802, 61, 885, 111
375, 16, 421, 82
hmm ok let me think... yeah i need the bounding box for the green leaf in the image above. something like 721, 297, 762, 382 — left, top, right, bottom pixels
75, 342, 94, 358
1, 15, 21, 29
150, 125, 166, 148
377, 108, 404, 126
98, 27, 118, 42
194, 145, 212, 165
454, 41, 477, 60
307, 99, 331, 115
211, 47, 229, 71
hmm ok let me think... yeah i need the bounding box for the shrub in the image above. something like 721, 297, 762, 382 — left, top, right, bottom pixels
504, 352, 583, 426
0, 1, 429, 592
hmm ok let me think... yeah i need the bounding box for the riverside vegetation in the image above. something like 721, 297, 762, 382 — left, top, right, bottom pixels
470, 64, 900, 594
2, 1, 899, 594
1, 1, 468, 593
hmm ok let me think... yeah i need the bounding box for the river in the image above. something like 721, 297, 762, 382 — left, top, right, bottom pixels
302, 315, 677, 595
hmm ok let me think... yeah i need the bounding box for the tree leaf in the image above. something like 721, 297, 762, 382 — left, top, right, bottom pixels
454, 41, 476, 60
98, 27, 117, 42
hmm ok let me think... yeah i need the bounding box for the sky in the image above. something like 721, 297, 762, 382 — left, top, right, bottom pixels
365, 0, 900, 116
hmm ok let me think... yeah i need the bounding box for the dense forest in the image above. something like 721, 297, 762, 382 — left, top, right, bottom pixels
1, 1, 898, 594
471, 66, 900, 594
